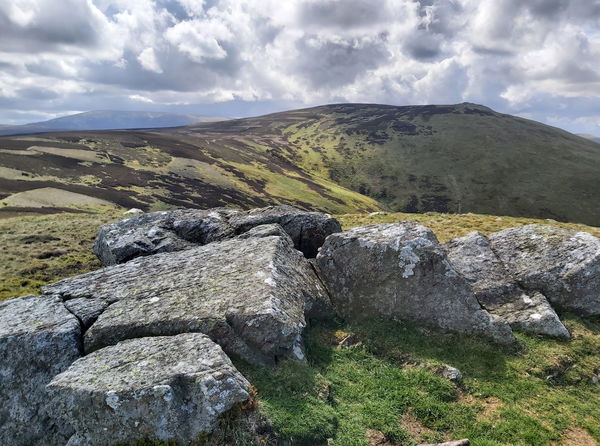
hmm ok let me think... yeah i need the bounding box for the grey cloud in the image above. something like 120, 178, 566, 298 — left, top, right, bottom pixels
0, 1, 104, 53
0, 0, 598, 136
526, 0, 569, 18
81, 38, 244, 93
472, 46, 514, 56
294, 35, 390, 88
16, 87, 60, 101
298, 0, 388, 29
403, 31, 443, 60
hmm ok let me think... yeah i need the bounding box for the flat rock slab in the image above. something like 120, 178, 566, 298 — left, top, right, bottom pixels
445, 232, 569, 338
490, 225, 600, 316
316, 223, 515, 345
44, 234, 331, 364
94, 205, 341, 265
0, 295, 81, 446
48, 333, 250, 446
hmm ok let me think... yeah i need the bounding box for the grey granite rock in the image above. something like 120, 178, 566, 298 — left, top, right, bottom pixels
44, 234, 331, 364
316, 223, 515, 345
445, 232, 570, 338
94, 205, 341, 265
93, 208, 238, 265
439, 365, 462, 382
0, 295, 81, 446
230, 205, 342, 258
48, 333, 250, 446
237, 223, 289, 240
489, 225, 600, 316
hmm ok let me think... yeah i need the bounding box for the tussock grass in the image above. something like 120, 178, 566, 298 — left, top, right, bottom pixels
0, 206, 122, 300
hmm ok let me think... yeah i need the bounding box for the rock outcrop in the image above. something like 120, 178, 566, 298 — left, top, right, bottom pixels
93, 208, 238, 265
48, 333, 250, 446
316, 223, 516, 344
229, 205, 341, 258
3, 209, 600, 445
93, 205, 341, 265
489, 225, 600, 316
45, 232, 331, 364
0, 295, 81, 446
445, 232, 570, 338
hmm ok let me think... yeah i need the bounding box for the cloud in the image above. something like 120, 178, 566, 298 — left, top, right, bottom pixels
0, 0, 597, 134
138, 48, 163, 73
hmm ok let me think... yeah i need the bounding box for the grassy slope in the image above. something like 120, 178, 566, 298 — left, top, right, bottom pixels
189, 103, 600, 226
1, 210, 599, 446
3, 103, 599, 226
0, 130, 380, 214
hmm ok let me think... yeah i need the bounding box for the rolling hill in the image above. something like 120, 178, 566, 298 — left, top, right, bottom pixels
0, 110, 226, 136
578, 133, 600, 144
1, 102, 599, 225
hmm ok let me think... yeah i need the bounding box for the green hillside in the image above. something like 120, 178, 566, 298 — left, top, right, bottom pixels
0, 131, 380, 215
188, 103, 600, 226
1, 103, 599, 225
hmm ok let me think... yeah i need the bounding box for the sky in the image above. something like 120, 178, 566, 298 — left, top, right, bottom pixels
0, 0, 599, 134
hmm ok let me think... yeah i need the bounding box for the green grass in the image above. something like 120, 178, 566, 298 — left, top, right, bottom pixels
238, 315, 600, 446
0, 206, 123, 300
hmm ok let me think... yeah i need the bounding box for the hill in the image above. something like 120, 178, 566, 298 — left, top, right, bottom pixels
578, 133, 600, 144
1, 103, 599, 225
0, 110, 226, 136
186, 103, 600, 225
0, 127, 381, 215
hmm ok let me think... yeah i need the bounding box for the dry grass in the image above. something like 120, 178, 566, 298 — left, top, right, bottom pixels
0, 206, 122, 300
336, 212, 600, 243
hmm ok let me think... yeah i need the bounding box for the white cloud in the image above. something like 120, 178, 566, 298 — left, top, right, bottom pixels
164, 19, 230, 62
137, 47, 163, 73
0, 0, 597, 134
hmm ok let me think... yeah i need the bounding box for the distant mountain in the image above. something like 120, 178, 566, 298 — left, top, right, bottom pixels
577, 134, 600, 144
0, 111, 227, 136
1, 102, 599, 226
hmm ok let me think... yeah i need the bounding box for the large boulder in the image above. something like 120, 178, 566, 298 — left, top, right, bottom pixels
94, 205, 341, 265
0, 295, 81, 446
316, 223, 515, 344
48, 333, 250, 446
445, 232, 569, 338
44, 232, 331, 365
229, 205, 342, 258
489, 225, 600, 316
93, 208, 238, 265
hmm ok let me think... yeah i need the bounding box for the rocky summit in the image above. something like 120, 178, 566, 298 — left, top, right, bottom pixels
1, 207, 599, 445
93, 204, 341, 264
45, 234, 331, 363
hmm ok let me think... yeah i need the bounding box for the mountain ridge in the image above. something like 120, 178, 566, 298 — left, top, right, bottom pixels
1, 102, 599, 225
0, 110, 228, 136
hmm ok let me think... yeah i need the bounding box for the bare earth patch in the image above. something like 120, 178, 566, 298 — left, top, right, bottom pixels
27, 146, 110, 163
400, 412, 442, 443
555, 427, 599, 446
366, 429, 395, 446
2, 188, 114, 208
